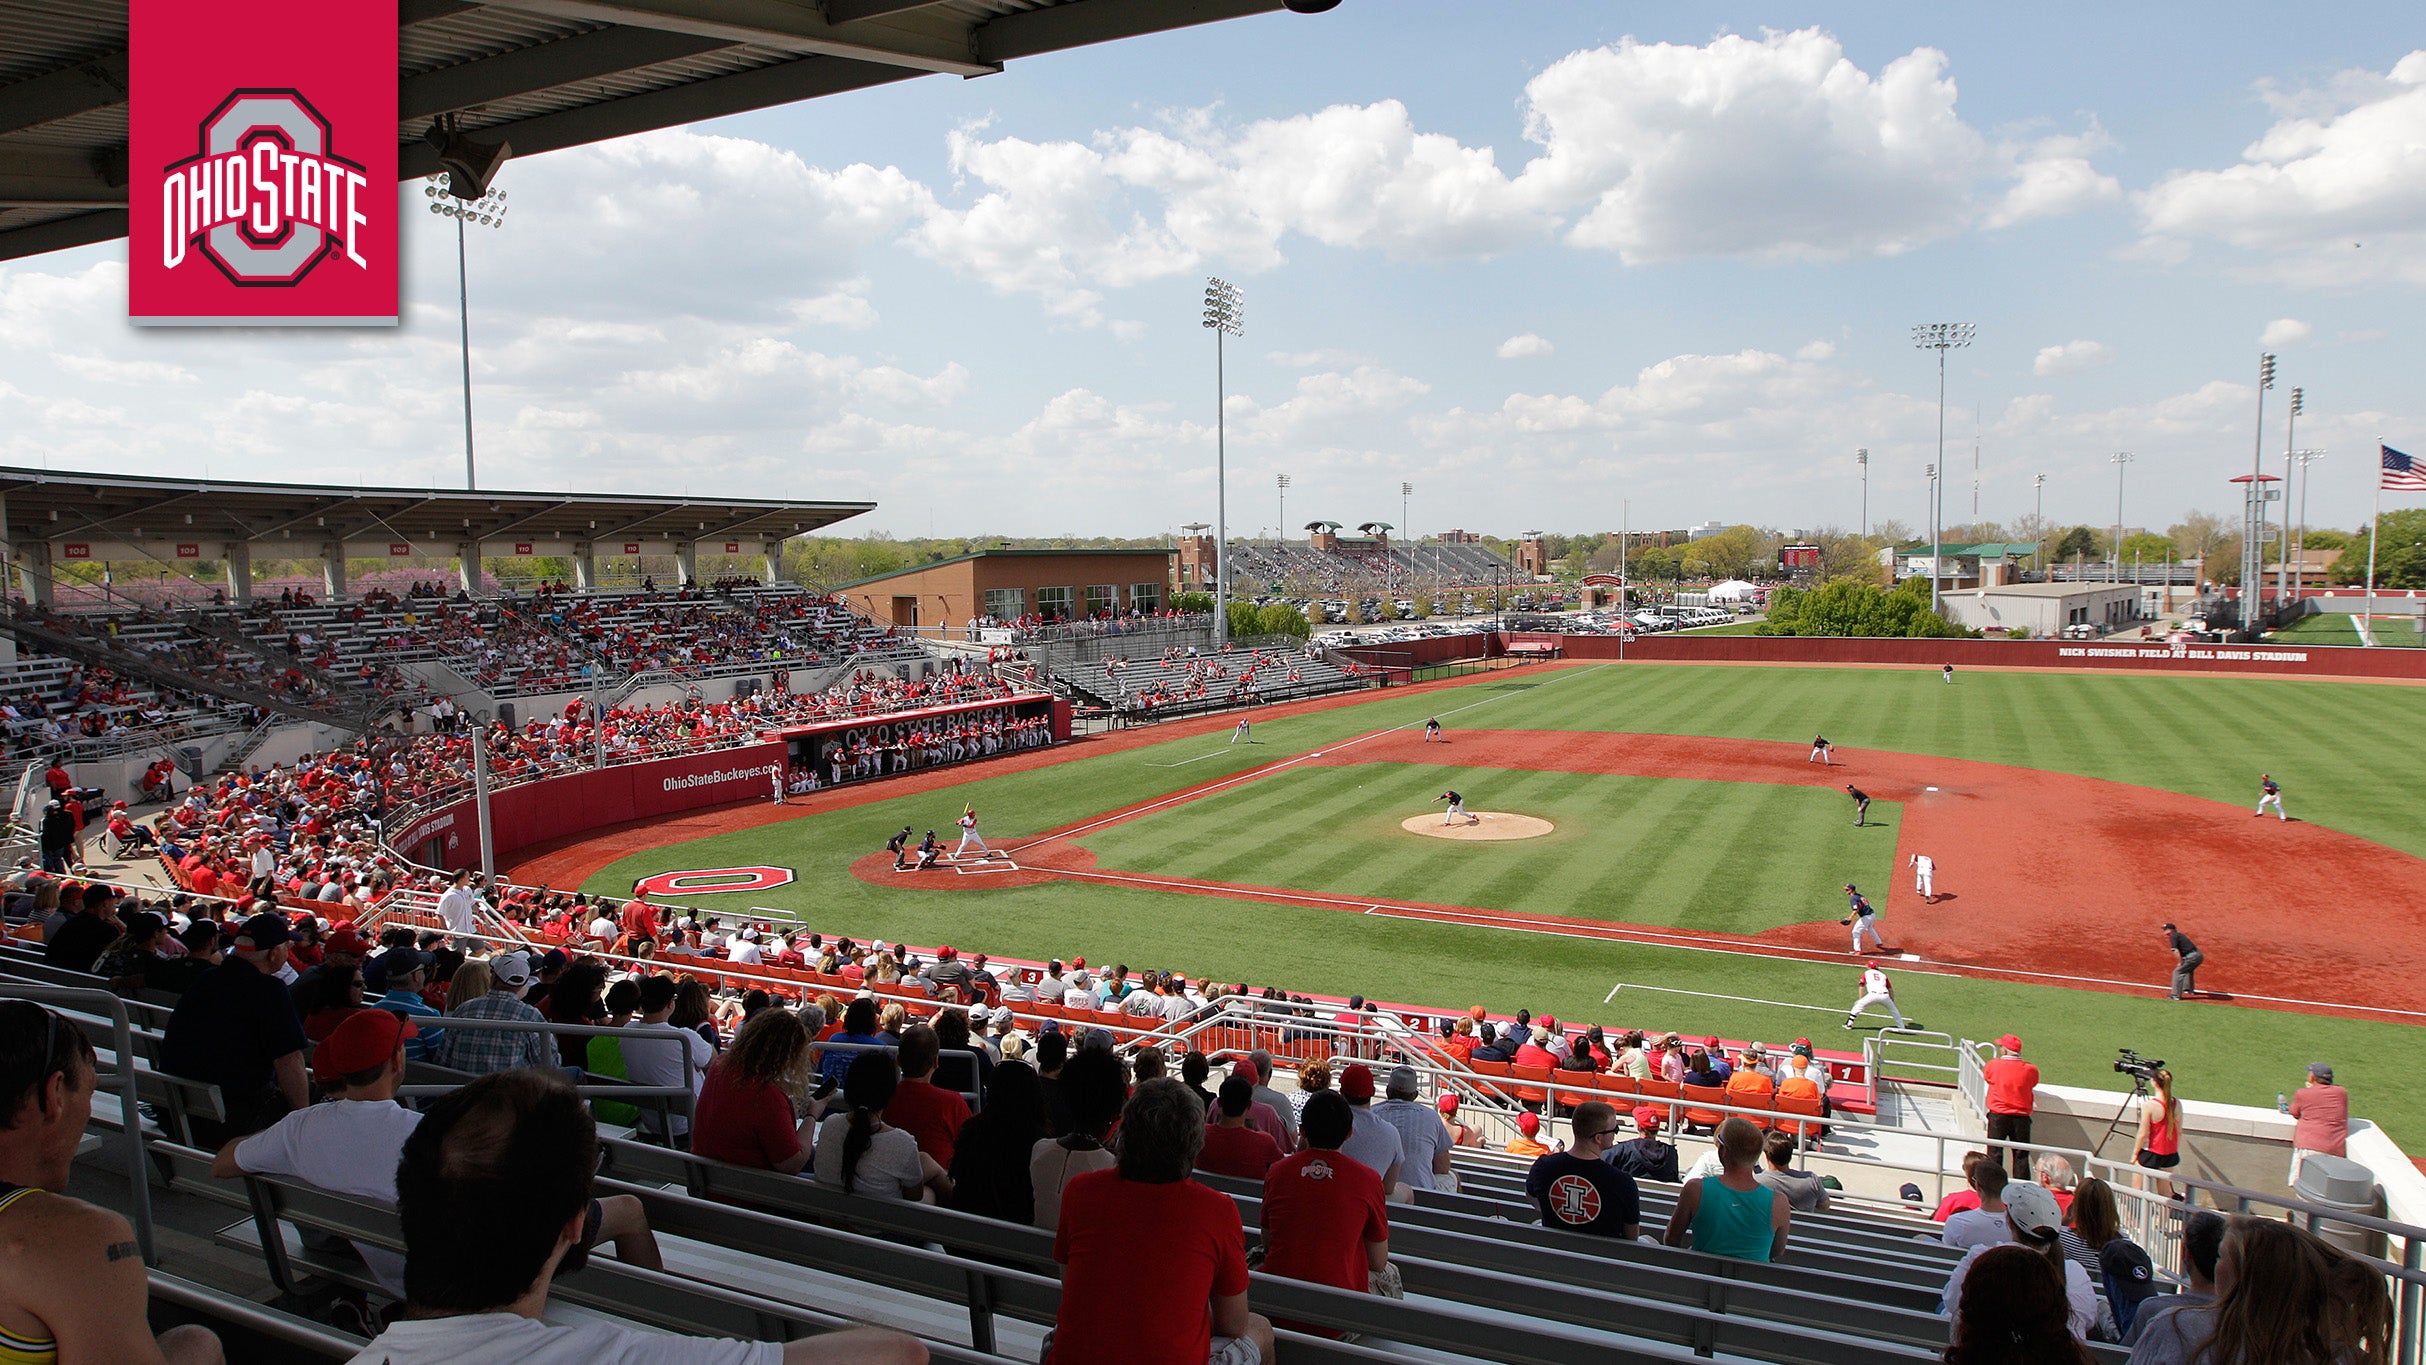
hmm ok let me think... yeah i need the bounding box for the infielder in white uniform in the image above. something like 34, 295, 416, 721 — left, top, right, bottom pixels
2256, 774, 2287, 821
1845, 962, 1909, 1032
770, 768, 786, 805
954, 805, 988, 857
1808, 734, 1833, 765
1231, 717, 1252, 745
1909, 852, 1936, 903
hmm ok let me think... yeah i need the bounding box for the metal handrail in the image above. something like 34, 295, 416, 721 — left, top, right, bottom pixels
0, 983, 153, 1262
146, 1270, 363, 1358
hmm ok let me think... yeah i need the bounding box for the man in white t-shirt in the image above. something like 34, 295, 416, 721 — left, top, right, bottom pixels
1939, 1162, 2015, 1252
435, 869, 483, 945
341, 1069, 923, 1365
213, 1009, 425, 1296
622, 976, 712, 1139
727, 928, 765, 966
1061, 971, 1101, 1012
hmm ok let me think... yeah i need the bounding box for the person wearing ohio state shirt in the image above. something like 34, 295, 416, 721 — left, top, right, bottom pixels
1524, 1100, 1642, 1239
1981, 1034, 2040, 1181
1260, 1090, 1393, 1329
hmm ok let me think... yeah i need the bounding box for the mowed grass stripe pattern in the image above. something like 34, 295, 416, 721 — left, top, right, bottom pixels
1077, 763, 1896, 934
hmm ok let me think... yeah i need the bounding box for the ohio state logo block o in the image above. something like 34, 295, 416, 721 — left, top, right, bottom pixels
634, 866, 795, 898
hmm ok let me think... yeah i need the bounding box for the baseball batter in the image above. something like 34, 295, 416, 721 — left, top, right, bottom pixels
1845, 962, 1910, 1032
1840, 883, 1885, 953
1808, 734, 1833, 765
1436, 790, 1477, 826
1909, 852, 1936, 903
954, 805, 988, 858
2256, 774, 2287, 821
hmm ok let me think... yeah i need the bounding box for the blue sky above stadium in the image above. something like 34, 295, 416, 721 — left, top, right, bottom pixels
1, 2, 2420, 541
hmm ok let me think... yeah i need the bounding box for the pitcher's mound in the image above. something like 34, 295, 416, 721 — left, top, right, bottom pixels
1400, 812, 1554, 841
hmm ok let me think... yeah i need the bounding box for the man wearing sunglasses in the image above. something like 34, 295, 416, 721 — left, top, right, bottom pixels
0, 1001, 224, 1362
1523, 1100, 1642, 1240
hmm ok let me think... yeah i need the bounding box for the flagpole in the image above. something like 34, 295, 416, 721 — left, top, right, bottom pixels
2365, 441, 2382, 645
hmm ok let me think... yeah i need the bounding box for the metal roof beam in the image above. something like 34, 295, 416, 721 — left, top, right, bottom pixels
976, 0, 1283, 64
0, 208, 125, 261
0, 175, 121, 209
822, 0, 950, 21
472, 499, 580, 540
398, 52, 918, 178
0, 52, 128, 137
473, 0, 997, 77
401, 26, 736, 121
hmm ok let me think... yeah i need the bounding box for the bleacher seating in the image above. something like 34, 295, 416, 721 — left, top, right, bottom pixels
1226, 538, 1517, 596
1056, 645, 1366, 717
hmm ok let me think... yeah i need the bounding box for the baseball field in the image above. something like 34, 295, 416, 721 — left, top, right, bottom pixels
509, 661, 2426, 1145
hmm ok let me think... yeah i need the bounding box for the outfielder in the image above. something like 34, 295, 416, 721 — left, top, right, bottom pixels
1840, 883, 1885, 953
2256, 773, 2287, 821
1844, 962, 1910, 1032
954, 805, 989, 858
1436, 790, 1477, 826
1230, 717, 1252, 745
1808, 734, 1832, 765
1909, 852, 1936, 903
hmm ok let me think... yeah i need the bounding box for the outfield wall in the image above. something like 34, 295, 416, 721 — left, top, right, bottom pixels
1339, 631, 2426, 681
387, 741, 790, 872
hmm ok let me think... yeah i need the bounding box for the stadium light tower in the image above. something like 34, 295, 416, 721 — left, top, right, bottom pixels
2294, 449, 2326, 594
2032, 473, 2047, 573
2278, 387, 2303, 605
1856, 448, 1868, 538
1912, 323, 1975, 615
2110, 452, 2133, 581
1276, 474, 1290, 548
2242, 353, 2276, 632
426, 173, 508, 491
1203, 278, 1243, 646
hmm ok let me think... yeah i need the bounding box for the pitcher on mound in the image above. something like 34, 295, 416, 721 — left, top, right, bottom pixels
1436, 790, 1479, 826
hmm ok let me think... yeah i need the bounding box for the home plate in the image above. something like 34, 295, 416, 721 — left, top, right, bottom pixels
953, 858, 1021, 875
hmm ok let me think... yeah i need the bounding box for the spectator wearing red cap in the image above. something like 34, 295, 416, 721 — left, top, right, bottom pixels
1334, 1064, 1404, 1195
1606, 1104, 1680, 1183
211, 1009, 426, 1297
1507, 1110, 1552, 1159
161, 912, 309, 1143
1437, 1093, 1484, 1149
1983, 1034, 2040, 1181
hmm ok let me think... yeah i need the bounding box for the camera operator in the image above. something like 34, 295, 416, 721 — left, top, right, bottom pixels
2131, 1066, 2184, 1199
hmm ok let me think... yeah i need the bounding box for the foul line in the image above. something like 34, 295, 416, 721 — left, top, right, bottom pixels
1606, 983, 1845, 1015
1013, 663, 1611, 856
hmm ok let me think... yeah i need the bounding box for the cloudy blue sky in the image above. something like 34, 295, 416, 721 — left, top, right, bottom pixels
2, 2, 2420, 541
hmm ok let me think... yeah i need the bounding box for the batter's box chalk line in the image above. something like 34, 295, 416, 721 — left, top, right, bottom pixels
954, 858, 1022, 876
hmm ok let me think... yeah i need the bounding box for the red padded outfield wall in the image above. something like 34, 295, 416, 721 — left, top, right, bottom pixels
1338, 632, 2426, 682
387, 692, 1063, 872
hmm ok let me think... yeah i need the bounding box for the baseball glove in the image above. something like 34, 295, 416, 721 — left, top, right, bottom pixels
1837, 918, 1851, 926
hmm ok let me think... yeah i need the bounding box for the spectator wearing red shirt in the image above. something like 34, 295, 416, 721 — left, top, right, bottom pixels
619, 889, 659, 944
1262, 1090, 1393, 1331
1048, 1079, 1272, 1365
2284, 1062, 2349, 1189
693, 1009, 823, 1174
1196, 1076, 1285, 1180
1982, 1034, 2041, 1180
883, 1024, 971, 1169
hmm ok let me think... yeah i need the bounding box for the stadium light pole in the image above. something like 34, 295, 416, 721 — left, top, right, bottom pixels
1912, 323, 1975, 615
1399, 481, 1412, 608
2110, 452, 2133, 582
1856, 448, 1868, 539
1276, 473, 1290, 548
2278, 387, 2302, 606
2032, 473, 2047, 576
1203, 278, 1242, 647
425, 174, 508, 490
2294, 449, 2325, 596
2243, 353, 2276, 632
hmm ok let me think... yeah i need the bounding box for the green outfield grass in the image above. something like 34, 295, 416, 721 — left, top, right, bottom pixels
1076, 763, 1896, 933
579, 662, 2426, 1143
2271, 613, 2424, 647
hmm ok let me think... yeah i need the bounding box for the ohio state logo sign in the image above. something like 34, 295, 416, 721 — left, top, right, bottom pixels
159, 89, 371, 286
633, 866, 796, 898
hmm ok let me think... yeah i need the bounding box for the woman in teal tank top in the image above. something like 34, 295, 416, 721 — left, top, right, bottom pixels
1664, 1117, 1789, 1263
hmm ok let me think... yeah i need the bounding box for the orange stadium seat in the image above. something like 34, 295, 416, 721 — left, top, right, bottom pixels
1509, 1064, 1553, 1110
1680, 1083, 1727, 1133
1773, 1092, 1826, 1146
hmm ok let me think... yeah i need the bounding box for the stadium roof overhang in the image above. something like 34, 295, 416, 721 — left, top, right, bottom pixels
0, 465, 872, 556
0, 0, 1323, 262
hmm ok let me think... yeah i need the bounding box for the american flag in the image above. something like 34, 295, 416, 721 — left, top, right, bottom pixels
2387, 446, 2426, 492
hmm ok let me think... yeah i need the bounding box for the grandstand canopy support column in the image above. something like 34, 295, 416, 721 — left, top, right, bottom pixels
14, 538, 50, 608
223, 542, 250, 605
762, 543, 781, 586
455, 543, 479, 598
676, 541, 697, 588
573, 542, 595, 592
321, 543, 346, 601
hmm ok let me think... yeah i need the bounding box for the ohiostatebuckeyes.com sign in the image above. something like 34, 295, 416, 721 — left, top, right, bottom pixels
127, 0, 397, 325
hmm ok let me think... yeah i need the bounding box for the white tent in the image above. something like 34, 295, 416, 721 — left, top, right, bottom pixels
1707, 579, 1760, 601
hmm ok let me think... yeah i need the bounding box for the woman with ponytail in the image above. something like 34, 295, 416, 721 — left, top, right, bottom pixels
2133, 1068, 2185, 1200
813, 1050, 949, 1202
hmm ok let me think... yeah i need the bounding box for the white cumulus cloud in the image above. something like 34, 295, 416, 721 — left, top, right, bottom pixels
2032, 340, 2112, 376
1496, 334, 1553, 359
2260, 318, 2313, 347
2137, 51, 2426, 284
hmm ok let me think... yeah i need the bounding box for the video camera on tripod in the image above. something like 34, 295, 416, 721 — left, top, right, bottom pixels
2113, 1048, 2165, 1084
